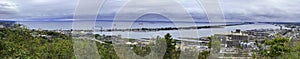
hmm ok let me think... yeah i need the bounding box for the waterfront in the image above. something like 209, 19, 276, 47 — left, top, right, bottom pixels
18, 21, 282, 39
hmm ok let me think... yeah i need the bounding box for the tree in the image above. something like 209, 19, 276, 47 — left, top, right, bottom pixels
259, 36, 291, 58
0, 27, 75, 59
198, 51, 210, 59
95, 34, 101, 39
96, 42, 119, 59
163, 33, 179, 59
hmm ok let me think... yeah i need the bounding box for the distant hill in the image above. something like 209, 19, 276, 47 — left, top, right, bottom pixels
259, 22, 300, 26
0, 20, 16, 27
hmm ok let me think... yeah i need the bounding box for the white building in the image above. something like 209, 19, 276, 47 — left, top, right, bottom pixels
0, 25, 4, 28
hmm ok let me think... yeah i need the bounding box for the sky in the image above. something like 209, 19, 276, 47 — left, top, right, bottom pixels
0, 0, 300, 22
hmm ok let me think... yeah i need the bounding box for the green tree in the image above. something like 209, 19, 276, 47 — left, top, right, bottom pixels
198, 51, 210, 59
96, 42, 119, 59
163, 33, 179, 59
0, 27, 75, 59
258, 36, 291, 58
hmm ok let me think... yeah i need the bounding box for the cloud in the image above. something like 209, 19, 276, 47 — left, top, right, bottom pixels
219, 0, 300, 22
96, 0, 207, 22
0, 0, 300, 22
0, 1, 17, 16
0, 0, 19, 19
0, 1, 17, 14
0, 0, 77, 20
96, 0, 300, 22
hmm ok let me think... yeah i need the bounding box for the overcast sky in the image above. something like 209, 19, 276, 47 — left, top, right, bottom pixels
0, 0, 300, 22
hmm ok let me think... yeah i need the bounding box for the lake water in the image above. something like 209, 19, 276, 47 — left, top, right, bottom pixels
18, 21, 281, 39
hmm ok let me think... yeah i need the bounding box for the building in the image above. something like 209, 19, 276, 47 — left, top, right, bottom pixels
215, 31, 249, 47
0, 25, 4, 28
242, 29, 278, 41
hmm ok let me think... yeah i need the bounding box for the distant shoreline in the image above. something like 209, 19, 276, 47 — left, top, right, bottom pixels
104, 22, 254, 32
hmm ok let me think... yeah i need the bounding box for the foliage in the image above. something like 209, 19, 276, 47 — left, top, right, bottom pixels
163, 33, 180, 59
277, 40, 300, 59
254, 36, 300, 59
0, 28, 75, 59
96, 42, 119, 59
0, 26, 217, 59
260, 37, 290, 57
95, 34, 101, 39
198, 51, 210, 59
132, 45, 151, 57
207, 36, 220, 52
